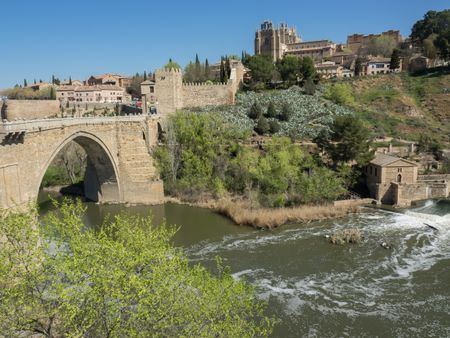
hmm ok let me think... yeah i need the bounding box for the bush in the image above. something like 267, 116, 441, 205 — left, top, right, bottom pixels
248, 102, 263, 119
0, 200, 275, 336
329, 228, 362, 245
279, 102, 293, 121
265, 101, 277, 118
254, 116, 270, 135
269, 119, 280, 134
324, 83, 355, 106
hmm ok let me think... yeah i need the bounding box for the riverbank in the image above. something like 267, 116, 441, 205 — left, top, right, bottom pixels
165, 197, 371, 229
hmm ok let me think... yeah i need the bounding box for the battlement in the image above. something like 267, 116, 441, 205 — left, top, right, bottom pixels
182, 82, 229, 87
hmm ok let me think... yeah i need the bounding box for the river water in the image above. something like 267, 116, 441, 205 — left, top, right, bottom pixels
39, 196, 450, 337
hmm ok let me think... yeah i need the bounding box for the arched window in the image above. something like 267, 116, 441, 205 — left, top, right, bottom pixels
397, 174, 402, 183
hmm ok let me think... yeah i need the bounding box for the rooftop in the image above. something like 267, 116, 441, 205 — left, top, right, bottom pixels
370, 153, 417, 167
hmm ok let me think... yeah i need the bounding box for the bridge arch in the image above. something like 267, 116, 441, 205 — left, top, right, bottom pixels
37, 131, 122, 203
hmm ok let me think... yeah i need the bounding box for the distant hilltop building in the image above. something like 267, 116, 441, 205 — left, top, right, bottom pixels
56, 85, 131, 103
86, 74, 132, 89
254, 21, 336, 61
347, 30, 403, 53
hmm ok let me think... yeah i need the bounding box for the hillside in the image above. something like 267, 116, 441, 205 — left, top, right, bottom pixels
332, 69, 450, 145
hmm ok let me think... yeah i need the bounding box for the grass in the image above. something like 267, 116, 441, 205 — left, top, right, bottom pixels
215, 200, 360, 229
329, 228, 362, 245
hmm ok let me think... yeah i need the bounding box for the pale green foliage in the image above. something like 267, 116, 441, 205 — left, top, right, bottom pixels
0, 200, 275, 337
366, 35, 398, 57
324, 83, 355, 106
3, 86, 55, 100
154, 113, 347, 206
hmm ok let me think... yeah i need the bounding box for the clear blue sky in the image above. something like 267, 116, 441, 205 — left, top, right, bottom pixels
0, 0, 448, 88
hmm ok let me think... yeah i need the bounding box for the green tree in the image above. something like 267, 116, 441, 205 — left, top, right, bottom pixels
165, 58, 181, 70
68, 76, 72, 85
143, 70, 147, 81
254, 115, 270, 135
279, 102, 293, 121
249, 102, 263, 119
49, 86, 56, 100
411, 9, 450, 43
23, 79, 27, 87
204, 58, 210, 80
354, 57, 363, 76
300, 57, 316, 80
320, 115, 374, 167
225, 57, 232, 79
268, 119, 280, 134
390, 49, 401, 70
276, 55, 301, 84
195, 53, 201, 81
0, 200, 275, 337
367, 35, 398, 57
304, 78, 316, 95
266, 101, 277, 118
423, 33, 439, 59
435, 31, 450, 60
246, 55, 275, 85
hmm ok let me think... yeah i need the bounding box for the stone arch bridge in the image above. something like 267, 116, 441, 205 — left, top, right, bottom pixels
0, 116, 164, 209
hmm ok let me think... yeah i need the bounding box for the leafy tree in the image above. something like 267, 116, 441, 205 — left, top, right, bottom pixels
435, 32, 450, 60
126, 73, 144, 98
246, 55, 275, 85
165, 58, 181, 70
390, 49, 401, 70
367, 35, 398, 57
266, 101, 277, 118
319, 115, 374, 167
279, 102, 293, 121
0, 200, 275, 337
254, 115, 270, 135
276, 55, 301, 84
269, 119, 280, 134
417, 134, 443, 160
304, 78, 316, 95
300, 57, 316, 80
354, 57, 363, 76
411, 10, 450, 43
248, 102, 263, 119
423, 33, 439, 59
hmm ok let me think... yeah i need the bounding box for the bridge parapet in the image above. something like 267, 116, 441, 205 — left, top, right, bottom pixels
1, 115, 160, 133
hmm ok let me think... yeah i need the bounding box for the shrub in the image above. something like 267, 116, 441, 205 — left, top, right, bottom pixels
325, 83, 355, 106
268, 119, 280, 134
254, 116, 270, 135
329, 228, 362, 245
266, 101, 277, 118
279, 102, 293, 121
248, 102, 263, 119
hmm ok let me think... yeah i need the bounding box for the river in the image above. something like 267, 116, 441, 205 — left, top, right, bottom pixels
39, 195, 450, 337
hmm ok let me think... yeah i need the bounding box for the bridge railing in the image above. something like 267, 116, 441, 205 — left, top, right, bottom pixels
1, 115, 160, 133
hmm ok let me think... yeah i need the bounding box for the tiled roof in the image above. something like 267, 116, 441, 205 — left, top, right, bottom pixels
56, 85, 124, 92
370, 153, 417, 167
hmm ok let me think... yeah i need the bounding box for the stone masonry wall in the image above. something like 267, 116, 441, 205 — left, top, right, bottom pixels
181, 83, 234, 108
2, 100, 60, 121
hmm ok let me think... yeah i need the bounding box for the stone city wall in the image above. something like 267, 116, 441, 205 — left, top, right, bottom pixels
181, 82, 234, 108
1, 100, 60, 121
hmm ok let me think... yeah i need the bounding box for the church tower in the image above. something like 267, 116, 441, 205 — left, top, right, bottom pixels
255, 21, 301, 61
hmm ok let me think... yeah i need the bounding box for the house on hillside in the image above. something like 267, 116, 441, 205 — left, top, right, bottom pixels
366, 153, 450, 206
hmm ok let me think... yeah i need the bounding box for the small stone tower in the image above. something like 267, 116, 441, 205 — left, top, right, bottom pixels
153, 68, 183, 116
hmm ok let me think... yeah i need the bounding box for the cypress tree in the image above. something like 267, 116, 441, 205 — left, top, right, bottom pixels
143, 71, 147, 81
33, 79, 36, 84
266, 102, 277, 118
219, 59, 225, 83
69, 76, 72, 85
225, 57, 231, 79
49, 86, 56, 100
355, 57, 363, 77
390, 49, 401, 70
24, 79, 27, 87
195, 53, 201, 82
204, 58, 210, 80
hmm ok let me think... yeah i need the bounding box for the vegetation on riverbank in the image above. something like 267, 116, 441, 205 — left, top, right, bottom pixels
153, 112, 355, 209
0, 199, 275, 336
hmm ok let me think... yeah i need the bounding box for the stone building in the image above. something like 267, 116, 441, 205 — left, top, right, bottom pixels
347, 30, 403, 53
86, 74, 132, 89
56, 85, 130, 103
141, 61, 245, 116
315, 61, 344, 79
254, 21, 336, 62
366, 153, 449, 206
363, 57, 402, 75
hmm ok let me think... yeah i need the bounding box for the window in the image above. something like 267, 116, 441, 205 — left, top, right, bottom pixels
150, 87, 154, 93
374, 168, 378, 176
398, 168, 402, 173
